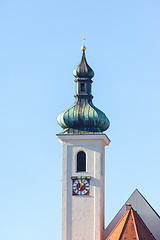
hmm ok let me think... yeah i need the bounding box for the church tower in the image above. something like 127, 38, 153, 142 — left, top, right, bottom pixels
57, 44, 110, 240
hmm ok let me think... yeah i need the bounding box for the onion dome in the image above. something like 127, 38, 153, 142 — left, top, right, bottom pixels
57, 45, 110, 134
73, 46, 94, 79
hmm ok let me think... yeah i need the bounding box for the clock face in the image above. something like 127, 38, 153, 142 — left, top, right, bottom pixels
72, 178, 90, 196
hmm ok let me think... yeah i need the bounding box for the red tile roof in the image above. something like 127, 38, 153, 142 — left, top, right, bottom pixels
106, 207, 156, 240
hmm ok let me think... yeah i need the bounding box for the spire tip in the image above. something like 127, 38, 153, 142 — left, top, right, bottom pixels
81, 33, 86, 51
81, 45, 86, 51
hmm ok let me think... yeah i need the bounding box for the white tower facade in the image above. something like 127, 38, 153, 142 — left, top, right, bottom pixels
57, 134, 110, 240
57, 45, 110, 240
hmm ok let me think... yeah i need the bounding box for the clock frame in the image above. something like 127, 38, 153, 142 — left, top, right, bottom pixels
72, 177, 91, 196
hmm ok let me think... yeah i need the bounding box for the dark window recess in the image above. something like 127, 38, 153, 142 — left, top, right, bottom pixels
81, 83, 85, 92
77, 151, 86, 172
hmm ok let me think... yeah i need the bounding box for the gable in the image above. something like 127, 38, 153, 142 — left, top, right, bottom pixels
103, 189, 160, 240
106, 207, 156, 240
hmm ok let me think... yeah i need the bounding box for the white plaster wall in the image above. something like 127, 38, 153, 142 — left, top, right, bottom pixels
57, 134, 110, 240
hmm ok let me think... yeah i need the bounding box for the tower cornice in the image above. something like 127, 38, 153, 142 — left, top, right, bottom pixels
57, 133, 111, 146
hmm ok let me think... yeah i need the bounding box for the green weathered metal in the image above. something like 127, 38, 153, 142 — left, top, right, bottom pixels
73, 50, 94, 79
57, 47, 110, 134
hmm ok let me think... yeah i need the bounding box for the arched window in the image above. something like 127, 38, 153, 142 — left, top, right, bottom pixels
77, 151, 86, 172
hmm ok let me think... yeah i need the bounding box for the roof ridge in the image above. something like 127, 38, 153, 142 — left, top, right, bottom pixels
118, 210, 132, 240
133, 208, 156, 239
106, 210, 130, 240
131, 208, 140, 240
136, 189, 160, 219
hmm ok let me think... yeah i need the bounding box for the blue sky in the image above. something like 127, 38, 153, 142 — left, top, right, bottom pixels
0, 0, 160, 239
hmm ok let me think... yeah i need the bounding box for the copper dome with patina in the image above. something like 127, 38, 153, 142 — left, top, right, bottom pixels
57, 46, 110, 134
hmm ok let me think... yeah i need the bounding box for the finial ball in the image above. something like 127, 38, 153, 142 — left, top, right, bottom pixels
81, 45, 86, 51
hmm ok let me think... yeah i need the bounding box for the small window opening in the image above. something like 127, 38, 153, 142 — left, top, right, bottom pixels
81, 83, 85, 92
77, 151, 86, 172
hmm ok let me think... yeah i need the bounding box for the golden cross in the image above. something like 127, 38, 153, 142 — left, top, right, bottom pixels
81, 33, 86, 46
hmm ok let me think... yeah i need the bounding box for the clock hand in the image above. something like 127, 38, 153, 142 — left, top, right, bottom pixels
78, 180, 82, 190
78, 180, 84, 190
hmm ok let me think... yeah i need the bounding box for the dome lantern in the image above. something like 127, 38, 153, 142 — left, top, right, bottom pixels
57, 44, 110, 134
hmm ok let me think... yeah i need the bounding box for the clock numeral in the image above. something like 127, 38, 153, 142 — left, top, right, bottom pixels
72, 178, 90, 196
